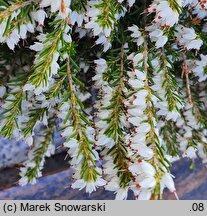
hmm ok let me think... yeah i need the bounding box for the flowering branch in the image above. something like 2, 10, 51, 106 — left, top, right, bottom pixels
19, 116, 55, 185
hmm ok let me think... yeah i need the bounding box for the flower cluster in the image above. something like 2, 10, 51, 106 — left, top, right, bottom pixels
85, 0, 127, 51
175, 25, 203, 51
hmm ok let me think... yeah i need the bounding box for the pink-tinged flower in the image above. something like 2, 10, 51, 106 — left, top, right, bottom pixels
31, 10, 47, 26
155, 35, 168, 48
30, 42, 44, 52
183, 146, 197, 159
160, 173, 176, 193
71, 177, 106, 194
105, 180, 128, 200
137, 190, 152, 200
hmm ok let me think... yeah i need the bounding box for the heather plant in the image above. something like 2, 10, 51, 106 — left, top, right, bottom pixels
0, 0, 207, 200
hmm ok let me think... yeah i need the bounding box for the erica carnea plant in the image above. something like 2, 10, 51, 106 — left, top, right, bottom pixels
0, 0, 207, 200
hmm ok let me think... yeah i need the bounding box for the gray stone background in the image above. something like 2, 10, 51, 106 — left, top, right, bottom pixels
1, 134, 207, 199
0, 136, 28, 168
